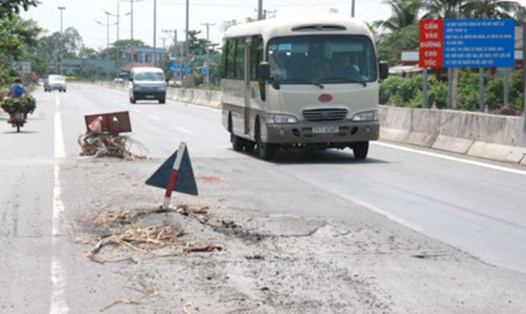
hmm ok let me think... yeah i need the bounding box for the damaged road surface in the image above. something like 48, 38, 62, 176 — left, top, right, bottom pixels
2, 84, 526, 314
49, 158, 526, 313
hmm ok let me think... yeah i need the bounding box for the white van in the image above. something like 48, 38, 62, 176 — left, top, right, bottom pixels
129, 67, 167, 104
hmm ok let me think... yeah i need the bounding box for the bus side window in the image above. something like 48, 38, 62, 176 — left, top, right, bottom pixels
224, 39, 236, 79
250, 35, 263, 81
235, 38, 245, 80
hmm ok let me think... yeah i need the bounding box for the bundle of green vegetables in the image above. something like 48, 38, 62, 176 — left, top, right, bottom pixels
0, 94, 36, 114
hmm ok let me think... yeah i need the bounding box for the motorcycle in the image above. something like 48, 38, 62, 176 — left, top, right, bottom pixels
1, 94, 35, 133
10, 112, 26, 133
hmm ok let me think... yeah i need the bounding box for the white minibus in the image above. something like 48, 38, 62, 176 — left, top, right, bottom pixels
221, 15, 388, 160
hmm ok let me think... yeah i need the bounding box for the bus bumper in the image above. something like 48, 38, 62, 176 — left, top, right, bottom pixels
264, 121, 379, 146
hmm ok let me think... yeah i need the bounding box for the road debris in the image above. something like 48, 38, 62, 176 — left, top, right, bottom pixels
87, 225, 185, 264
78, 133, 147, 159
100, 286, 157, 312
183, 244, 223, 255
82, 205, 223, 263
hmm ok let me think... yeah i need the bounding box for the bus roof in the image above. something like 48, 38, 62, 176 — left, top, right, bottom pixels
224, 15, 373, 41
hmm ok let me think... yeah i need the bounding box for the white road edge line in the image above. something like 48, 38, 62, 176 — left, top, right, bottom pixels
50, 94, 69, 314
373, 141, 526, 176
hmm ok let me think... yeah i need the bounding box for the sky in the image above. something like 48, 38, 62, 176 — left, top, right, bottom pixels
21, 0, 526, 52
21, 0, 394, 51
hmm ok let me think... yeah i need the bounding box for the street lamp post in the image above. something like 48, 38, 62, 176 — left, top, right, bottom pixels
351, 0, 355, 17
57, 6, 65, 74
105, 4, 131, 43
153, 0, 157, 67
96, 16, 117, 49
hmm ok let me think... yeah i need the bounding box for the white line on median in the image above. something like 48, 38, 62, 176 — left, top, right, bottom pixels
373, 141, 526, 176
50, 93, 69, 314
175, 126, 194, 134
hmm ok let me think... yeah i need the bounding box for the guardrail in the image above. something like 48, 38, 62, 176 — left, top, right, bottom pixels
98, 81, 526, 165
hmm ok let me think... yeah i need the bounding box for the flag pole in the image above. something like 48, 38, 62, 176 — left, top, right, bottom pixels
162, 142, 186, 209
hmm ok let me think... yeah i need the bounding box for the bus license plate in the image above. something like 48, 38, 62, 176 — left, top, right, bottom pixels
312, 126, 339, 134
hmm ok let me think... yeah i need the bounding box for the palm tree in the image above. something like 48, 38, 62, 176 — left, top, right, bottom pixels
373, 0, 422, 32
463, 0, 520, 18
422, 0, 466, 19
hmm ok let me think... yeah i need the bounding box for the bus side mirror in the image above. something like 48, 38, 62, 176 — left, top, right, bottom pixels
379, 61, 389, 80
258, 62, 271, 81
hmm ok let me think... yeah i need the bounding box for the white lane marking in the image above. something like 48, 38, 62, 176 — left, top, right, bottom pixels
374, 141, 526, 176
50, 164, 68, 314
54, 113, 65, 158
174, 126, 194, 134
50, 94, 69, 314
54, 94, 65, 158
149, 115, 161, 121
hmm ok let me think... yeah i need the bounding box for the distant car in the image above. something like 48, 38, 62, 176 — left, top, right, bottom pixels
44, 75, 67, 92
113, 77, 124, 84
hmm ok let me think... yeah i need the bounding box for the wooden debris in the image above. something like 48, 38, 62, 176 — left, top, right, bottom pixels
78, 133, 147, 159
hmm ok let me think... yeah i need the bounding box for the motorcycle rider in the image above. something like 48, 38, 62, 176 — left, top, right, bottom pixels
7, 78, 27, 123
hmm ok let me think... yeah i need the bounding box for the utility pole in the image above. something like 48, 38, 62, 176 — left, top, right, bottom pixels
153, 0, 157, 67
184, 0, 189, 88
57, 6, 65, 74
201, 22, 215, 87
351, 0, 355, 17
119, 0, 142, 70
258, 0, 263, 20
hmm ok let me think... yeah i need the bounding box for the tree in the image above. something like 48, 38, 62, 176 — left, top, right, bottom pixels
37, 27, 84, 64
373, 0, 422, 32
377, 24, 419, 65
0, 15, 42, 61
422, 0, 466, 19
463, 0, 520, 18
0, 0, 39, 18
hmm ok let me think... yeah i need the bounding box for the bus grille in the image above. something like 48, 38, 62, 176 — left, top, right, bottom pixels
302, 108, 348, 121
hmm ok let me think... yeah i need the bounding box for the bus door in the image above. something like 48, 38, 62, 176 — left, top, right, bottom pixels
243, 37, 252, 135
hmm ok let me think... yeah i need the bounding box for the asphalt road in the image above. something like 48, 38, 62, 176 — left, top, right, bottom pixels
1, 82, 526, 313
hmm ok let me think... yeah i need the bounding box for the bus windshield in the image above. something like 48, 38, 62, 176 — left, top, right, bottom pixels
267, 35, 377, 85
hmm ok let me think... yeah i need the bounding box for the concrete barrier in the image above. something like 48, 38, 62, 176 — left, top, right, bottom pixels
380, 105, 526, 164
97, 81, 526, 165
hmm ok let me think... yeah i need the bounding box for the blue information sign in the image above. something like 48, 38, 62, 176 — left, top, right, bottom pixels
443, 19, 515, 68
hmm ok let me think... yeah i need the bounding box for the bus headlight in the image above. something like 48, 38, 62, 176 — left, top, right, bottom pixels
266, 113, 299, 124
352, 110, 378, 122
